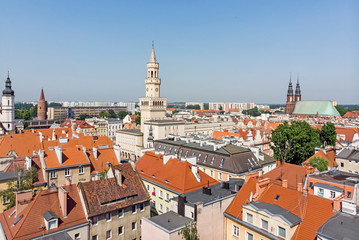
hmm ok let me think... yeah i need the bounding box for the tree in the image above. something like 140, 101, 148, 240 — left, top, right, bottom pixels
242, 107, 261, 117
186, 104, 201, 110
77, 114, 90, 120
178, 221, 199, 240
0, 166, 38, 210
335, 105, 347, 116
99, 110, 108, 118
204, 103, 209, 110
219, 106, 223, 111
172, 110, 180, 114
309, 156, 329, 172
118, 111, 129, 120
320, 122, 337, 147
108, 109, 117, 118
29, 105, 37, 117
135, 116, 141, 126
270, 121, 321, 165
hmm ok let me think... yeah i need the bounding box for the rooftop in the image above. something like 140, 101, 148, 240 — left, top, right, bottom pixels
143, 211, 192, 233
292, 101, 340, 116
317, 211, 359, 239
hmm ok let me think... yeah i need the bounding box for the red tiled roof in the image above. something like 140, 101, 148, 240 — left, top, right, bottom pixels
136, 152, 218, 194
0, 184, 87, 240
44, 146, 91, 169
303, 148, 337, 168
343, 111, 359, 119
78, 163, 150, 217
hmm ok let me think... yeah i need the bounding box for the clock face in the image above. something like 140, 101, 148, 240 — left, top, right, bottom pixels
155, 88, 158, 92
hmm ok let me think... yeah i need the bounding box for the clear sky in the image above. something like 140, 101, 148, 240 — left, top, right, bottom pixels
1, 1, 358, 104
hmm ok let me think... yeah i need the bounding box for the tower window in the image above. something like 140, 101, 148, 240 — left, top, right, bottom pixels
151, 71, 153, 77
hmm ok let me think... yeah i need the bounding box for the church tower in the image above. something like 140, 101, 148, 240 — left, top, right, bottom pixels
1, 72, 15, 132
285, 74, 295, 114
37, 88, 47, 120
139, 43, 167, 133
295, 75, 301, 102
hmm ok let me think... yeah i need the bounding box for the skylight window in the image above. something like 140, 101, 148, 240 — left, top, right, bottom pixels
13, 215, 23, 226
248, 159, 254, 167
204, 155, 208, 163
9, 209, 16, 217
220, 158, 225, 167
211, 156, 215, 165
274, 195, 280, 200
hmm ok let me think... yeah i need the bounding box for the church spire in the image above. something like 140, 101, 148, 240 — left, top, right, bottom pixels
295, 74, 301, 102
40, 88, 45, 101
3, 71, 14, 96
149, 41, 156, 63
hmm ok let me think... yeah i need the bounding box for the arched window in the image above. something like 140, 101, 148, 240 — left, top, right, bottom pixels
151, 71, 153, 77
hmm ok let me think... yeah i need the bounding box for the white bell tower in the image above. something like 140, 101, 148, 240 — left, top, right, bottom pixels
1, 72, 15, 132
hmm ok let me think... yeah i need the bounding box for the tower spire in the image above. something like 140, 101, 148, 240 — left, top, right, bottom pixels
149, 41, 156, 63
40, 88, 45, 101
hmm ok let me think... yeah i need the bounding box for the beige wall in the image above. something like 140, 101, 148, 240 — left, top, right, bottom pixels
336, 157, 359, 174
225, 216, 272, 240
47, 165, 91, 187
184, 121, 233, 136
89, 202, 150, 240
116, 131, 143, 160
142, 217, 183, 240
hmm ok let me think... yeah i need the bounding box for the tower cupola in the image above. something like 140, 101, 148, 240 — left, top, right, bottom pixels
2, 72, 14, 96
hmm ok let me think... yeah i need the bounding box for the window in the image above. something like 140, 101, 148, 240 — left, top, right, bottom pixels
347, 191, 352, 198
65, 168, 70, 176
232, 224, 239, 237
185, 151, 189, 158
48, 220, 57, 230
246, 213, 253, 223
330, 191, 335, 199
106, 230, 112, 239
246, 232, 253, 240
132, 205, 137, 214
147, 184, 149, 191
118, 209, 124, 218
118, 226, 123, 235
159, 190, 163, 199
278, 226, 286, 238
211, 156, 215, 165
106, 212, 112, 222
341, 162, 344, 167
152, 187, 156, 195
166, 207, 169, 212
261, 219, 268, 230
92, 235, 98, 240
79, 166, 84, 174
318, 188, 324, 197
75, 233, 80, 240
220, 158, 225, 167
152, 201, 156, 208
219, 172, 222, 180
3, 196, 10, 204
197, 153, 202, 161
211, 170, 213, 177
309, 182, 313, 188
139, 202, 144, 211
166, 193, 170, 201
50, 170, 56, 179
92, 216, 98, 225
192, 152, 195, 156
132, 221, 137, 230
159, 204, 163, 212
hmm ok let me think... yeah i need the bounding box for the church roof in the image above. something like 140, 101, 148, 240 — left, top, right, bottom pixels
292, 101, 340, 116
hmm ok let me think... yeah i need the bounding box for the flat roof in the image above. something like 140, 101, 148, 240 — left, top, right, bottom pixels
144, 211, 192, 233
317, 212, 359, 239
309, 170, 359, 187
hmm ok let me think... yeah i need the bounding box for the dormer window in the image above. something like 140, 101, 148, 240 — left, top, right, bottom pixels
220, 158, 225, 167
43, 211, 58, 230
211, 156, 215, 165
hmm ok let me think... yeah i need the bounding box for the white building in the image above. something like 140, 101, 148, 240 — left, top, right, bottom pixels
0, 73, 15, 132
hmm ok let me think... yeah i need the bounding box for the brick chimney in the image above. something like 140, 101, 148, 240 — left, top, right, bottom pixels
297, 182, 303, 192
282, 179, 288, 188
254, 178, 270, 200
245, 171, 259, 183
58, 187, 68, 218
333, 194, 344, 212
16, 190, 33, 216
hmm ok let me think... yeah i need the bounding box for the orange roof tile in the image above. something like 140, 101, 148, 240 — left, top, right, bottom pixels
303, 148, 337, 168
136, 152, 218, 194
44, 146, 91, 169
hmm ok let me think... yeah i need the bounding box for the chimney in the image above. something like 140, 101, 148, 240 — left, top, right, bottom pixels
114, 168, 122, 186
52, 129, 57, 140
58, 187, 68, 217
186, 156, 196, 166
177, 195, 186, 217
244, 171, 259, 183
16, 190, 33, 217
276, 159, 282, 167
113, 145, 121, 163
297, 182, 303, 192
333, 194, 344, 212
39, 131, 43, 143
93, 146, 98, 160
25, 156, 32, 170
282, 179, 288, 188
55, 146, 63, 164
191, 165, 201, 183
255, 178, 270, 200
202, 186, 212, 195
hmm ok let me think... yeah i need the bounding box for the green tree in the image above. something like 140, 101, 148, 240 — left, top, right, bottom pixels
108, 109, 117, 118
48, 102, 62, 107
309, 156, 329, 172
99, 110, 108, 118
178, 221, 199, 240
242, 107, 261, 117
320, 122, 337, 147
29, 105, 37, 117
77, 114, 90, 120
135, 116, 141, 126
172, 110, 180, 114
204, 103, 209, 110
118, 111, 129, 120
22, 110, 32, 120
219, 106, 223, 111
0, 167, 38, 210
186, 104, 201, 110
270, 121, 321, 165
335, 105, 347, 116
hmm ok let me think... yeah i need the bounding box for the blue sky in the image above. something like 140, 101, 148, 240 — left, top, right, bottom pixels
0, 1, 358, 104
